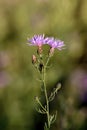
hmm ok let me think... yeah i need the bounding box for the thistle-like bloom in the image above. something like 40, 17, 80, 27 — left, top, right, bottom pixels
44, 37, 65, 50
27, 34, 65, 50
27, 35, 65, 55
27, 34, 45, 54
27, 34, 45, 46
44, 37, 65, 56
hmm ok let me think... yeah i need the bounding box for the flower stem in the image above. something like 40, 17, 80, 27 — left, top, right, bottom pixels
42, 57, 51, 129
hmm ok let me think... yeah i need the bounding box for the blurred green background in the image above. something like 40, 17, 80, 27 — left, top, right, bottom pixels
0, 0, 87, 130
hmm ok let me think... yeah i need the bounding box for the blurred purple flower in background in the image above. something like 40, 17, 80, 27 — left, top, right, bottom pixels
0, 51, 11, 87
0, 71, 11, 87
0, 51, 10, 68
71, 69, 87, 90
70, 69, 87, 107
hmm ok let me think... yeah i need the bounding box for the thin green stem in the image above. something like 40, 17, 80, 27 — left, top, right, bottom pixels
45, 56, 50, 68
43, 67, 50, 128
42, 56, 51, 129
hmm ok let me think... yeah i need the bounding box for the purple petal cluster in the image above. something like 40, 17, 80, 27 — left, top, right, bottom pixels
27, 34, 65, 50
44, 37, 65, 50
27, 34, 45, 46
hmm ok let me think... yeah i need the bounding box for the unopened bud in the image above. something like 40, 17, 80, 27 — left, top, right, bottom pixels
32, 55, 37, 64
49, 47, 54, 57
35, 96, 39, 101
37, 45, 43, 55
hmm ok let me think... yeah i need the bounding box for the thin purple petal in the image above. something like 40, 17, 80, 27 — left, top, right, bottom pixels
27, 34, 45, 46
44, 37, 65, 50
27, 34, 65, 50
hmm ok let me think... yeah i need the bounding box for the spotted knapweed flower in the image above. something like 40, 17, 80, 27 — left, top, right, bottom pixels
44, 37, 65, 56
27, 34, 45, 46
44, 37, 65, 50
27, 34, 65, 55
27, 34, 45, 54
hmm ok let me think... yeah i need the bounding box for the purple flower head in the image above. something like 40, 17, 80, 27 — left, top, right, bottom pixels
27, 34, 65, 52
44, 37, 65, 50
27, 34, 45, 46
